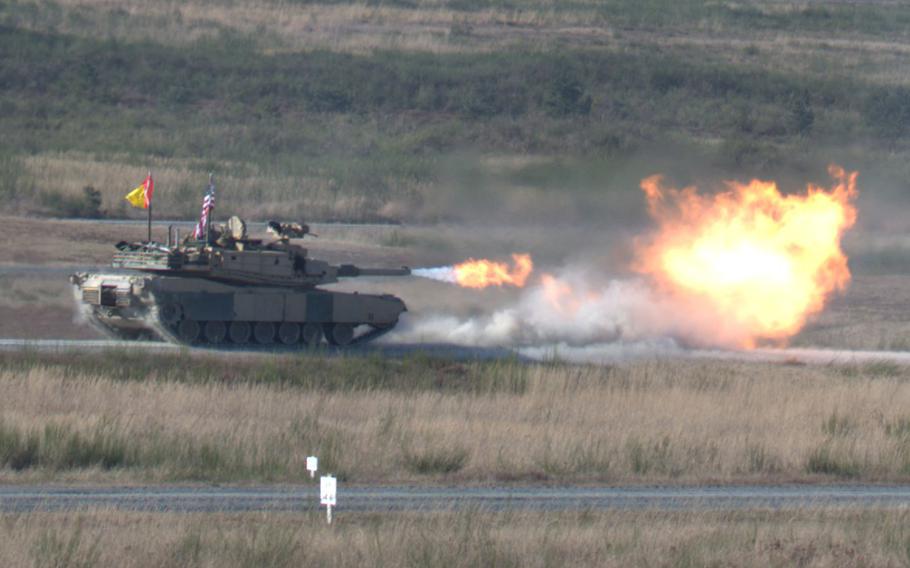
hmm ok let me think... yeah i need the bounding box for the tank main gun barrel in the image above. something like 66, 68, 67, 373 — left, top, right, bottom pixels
336, 265, 411, 278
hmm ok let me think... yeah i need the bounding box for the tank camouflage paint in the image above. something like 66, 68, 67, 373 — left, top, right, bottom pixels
70, 218, 410, 347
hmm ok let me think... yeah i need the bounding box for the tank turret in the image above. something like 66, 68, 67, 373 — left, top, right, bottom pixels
103, 216, 410, 288
71, 217, 410, 348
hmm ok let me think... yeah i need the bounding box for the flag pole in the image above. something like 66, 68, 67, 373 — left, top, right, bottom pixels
205, 172, 213, 247
147, 170, 152, 242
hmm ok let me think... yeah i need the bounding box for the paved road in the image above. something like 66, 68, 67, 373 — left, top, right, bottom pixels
3, 485, 910, 513
3, 338, 910, 367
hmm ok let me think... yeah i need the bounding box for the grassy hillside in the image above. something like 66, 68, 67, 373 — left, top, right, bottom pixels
2, 0, 910, 222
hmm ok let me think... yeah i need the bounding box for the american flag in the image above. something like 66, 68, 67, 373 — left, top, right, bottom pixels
193, 174, 216, 240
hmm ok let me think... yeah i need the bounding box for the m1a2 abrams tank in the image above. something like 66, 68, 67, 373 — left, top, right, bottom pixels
70, 217, 410, 347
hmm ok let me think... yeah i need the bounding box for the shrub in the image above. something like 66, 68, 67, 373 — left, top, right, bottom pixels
402, 445, 469, 475
39, 186, 103, 218
821, 411, 852, 437
806, 445, 860, 477
864, 87, 910, 140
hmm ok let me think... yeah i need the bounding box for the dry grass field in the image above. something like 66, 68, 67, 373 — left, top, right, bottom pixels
2, 508, 910, 567
2, 350, 910, 483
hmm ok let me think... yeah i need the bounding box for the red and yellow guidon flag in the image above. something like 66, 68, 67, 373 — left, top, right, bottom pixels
125, 172, 154, 209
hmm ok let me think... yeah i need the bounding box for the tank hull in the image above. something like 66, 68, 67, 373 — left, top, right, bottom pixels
73, 273, 406, 347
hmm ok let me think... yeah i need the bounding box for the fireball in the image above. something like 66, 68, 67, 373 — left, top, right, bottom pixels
634, 165, 857, 347
413, 253, 534, 289
454, 253, 533, 289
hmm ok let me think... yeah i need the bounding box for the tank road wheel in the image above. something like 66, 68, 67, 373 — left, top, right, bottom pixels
254, 322, 276, 345
326, 323, 355, 347
178, 320, 200, 343
278, 323, 301, 345
204, 321, 227, 344
302, 323, 323, 346
159, 303, 183, 325
229, 322, 251, 344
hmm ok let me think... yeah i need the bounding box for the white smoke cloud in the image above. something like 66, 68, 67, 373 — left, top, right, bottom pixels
517, 339, 684, 363
387, 267, 757, 349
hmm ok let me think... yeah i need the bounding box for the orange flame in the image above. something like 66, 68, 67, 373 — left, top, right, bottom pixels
540, 273, 601, 315
634, 165, 857, 348
540, 274, 576, 313
454, 253, 533, 289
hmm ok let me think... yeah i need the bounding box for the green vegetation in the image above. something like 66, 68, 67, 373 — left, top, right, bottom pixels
2, 1, 910, 222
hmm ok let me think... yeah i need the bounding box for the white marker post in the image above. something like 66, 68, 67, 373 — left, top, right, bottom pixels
320, 475, 337, 524
306, 456, 318, 478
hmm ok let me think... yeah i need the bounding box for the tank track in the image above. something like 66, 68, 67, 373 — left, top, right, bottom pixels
147, 306, 395, 349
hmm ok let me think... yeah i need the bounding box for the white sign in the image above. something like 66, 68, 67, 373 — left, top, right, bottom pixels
320, 475, 337, 506
306, 456, 318, 477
